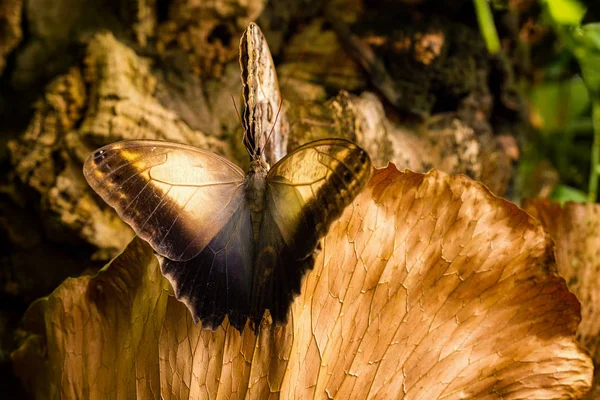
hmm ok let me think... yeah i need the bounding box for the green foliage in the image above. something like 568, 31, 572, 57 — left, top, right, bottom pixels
523, 0, 600, 202
473, 0, 501, 54
523, 75, 592, 198
550, 184, 589, 203
546, 0, 586, 25
472, 0, 600, 202
571, 24, 600, 97
529, 77, 589, 133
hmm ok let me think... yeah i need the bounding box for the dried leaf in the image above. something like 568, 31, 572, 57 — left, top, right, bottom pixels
13, 166, 592, 399
524, 199, 600, 398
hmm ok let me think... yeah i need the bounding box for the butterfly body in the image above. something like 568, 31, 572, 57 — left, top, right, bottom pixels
245, 158, 269, 242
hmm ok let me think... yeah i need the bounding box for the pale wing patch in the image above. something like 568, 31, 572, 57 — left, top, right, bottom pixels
266, 138, 372, 251
84, 140, 246, 261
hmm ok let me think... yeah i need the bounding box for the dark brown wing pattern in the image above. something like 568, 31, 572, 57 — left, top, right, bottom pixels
84, 140, 255, 329
159, 204, 254, 330
253, 138, 372, 325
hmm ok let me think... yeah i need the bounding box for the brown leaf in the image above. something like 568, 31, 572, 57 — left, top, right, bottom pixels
524, 199, 600, 398
13, 166, 592, 399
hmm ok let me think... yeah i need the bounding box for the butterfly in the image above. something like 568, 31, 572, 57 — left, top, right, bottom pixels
83, 23, 372, 331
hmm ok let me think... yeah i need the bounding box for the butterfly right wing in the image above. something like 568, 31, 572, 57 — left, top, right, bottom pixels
83, 140, 246, 262
254, 139, 372, 325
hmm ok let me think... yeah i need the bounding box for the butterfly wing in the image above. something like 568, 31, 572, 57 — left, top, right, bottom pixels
159, 203, 254, 330
84, 140, 255, 329
255, 138, 372, 323
83, 140, 246, 262
240, 22, 288, 165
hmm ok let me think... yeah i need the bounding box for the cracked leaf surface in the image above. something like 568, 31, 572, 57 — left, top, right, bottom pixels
13, 166, 592, 399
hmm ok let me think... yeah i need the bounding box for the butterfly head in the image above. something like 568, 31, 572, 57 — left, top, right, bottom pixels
248, 156, 269, 176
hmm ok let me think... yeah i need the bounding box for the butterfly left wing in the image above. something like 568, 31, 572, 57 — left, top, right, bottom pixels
254, 138, 372, 324
84, 140, 255, 330
83, 140, 246, 262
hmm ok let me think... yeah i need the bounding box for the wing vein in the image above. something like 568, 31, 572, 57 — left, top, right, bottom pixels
120, 180, 152, 214
139, 186, 173, 233
96, 151, 167, 183
105, 164, 154, 199
148, 179, 243, 188
156, 186, 202, 248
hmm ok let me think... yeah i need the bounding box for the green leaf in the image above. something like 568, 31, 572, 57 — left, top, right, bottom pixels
546, 0, 587, 25
528, 77, 590, 133
473, 0, 501, 54
550, 184, 589, 203
580, 23, 600, 48
571, 24, 600, 96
